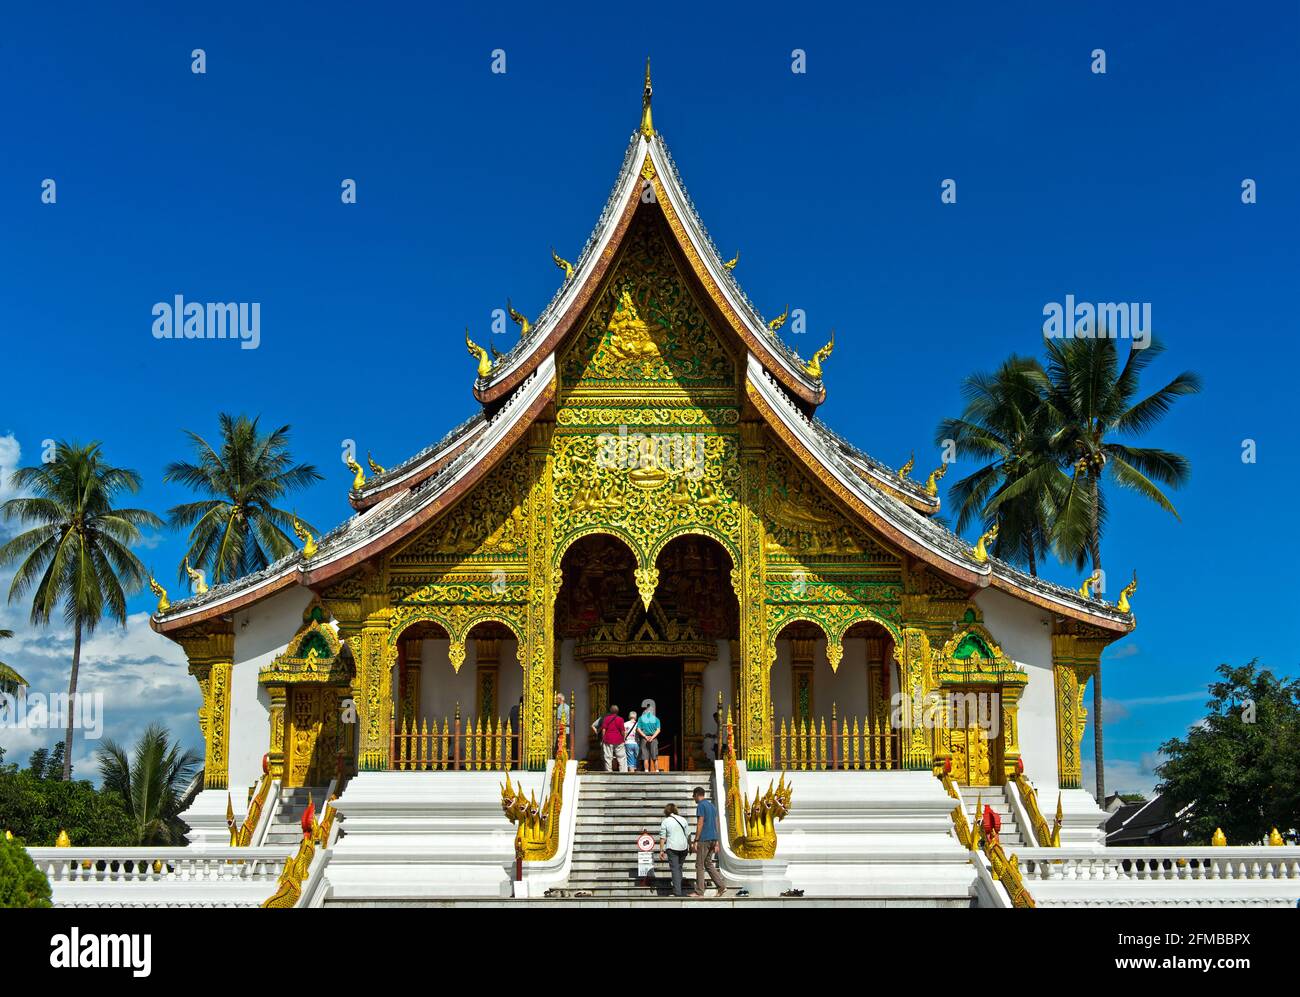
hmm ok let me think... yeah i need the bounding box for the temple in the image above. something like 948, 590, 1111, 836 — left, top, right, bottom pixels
92, 67, 1291, 908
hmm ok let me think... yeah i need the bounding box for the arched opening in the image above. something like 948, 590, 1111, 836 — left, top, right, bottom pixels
770, 618, 901, 770
389, 618, 522, 770
555, 532, 737, 770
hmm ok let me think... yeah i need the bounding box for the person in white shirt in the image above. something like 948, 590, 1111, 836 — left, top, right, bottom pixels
657, 803, 691, 897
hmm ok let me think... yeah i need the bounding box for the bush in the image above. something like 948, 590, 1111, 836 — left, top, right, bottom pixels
0, 834, 52, 908
0, 759, 136, 846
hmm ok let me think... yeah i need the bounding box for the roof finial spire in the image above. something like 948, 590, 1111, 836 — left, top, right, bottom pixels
640, 57, 654, 138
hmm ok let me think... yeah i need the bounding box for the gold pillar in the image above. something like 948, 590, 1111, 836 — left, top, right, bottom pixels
475, 637, 499, 722
1000, 684, 1023, 782
180, 626, 235, 790
1051, 621, 1107, 790
522, 422, 556, 770
585, 658, 608, 766
897, 627, 934, 771
737, 421, 772, 769
266, 684, 287, 780
683, 658, 707, 769
346, 594, 394, 771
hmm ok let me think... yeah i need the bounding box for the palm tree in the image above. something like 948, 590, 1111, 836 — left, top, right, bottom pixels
0, 443, 162, 780
0, 630, 28, 714
164, 414, 322, 587
1041, 336, 1201, 801
95, 723, 202, 845
935, 356, 1070, 576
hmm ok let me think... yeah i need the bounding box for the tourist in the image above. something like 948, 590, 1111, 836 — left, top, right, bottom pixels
690, 786, 730, 897
554, 692, 570, 735
657, 803, 691, 897
637, 703, 662, 772
596, 704, 627, 772
623, 709, 640, 772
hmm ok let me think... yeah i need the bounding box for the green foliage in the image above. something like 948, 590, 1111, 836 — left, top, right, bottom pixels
96, 723, 201, 845
0, 832, 52, 908
0, 749, 136, 846
164, 413, 322, 586
1156, 661, 1300, 844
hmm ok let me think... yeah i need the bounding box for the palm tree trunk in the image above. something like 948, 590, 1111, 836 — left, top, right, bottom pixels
1089, 476, 1104, 802
63, 619, 81, 780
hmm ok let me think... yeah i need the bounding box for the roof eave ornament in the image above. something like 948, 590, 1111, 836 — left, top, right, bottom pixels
640, 58, 654, 139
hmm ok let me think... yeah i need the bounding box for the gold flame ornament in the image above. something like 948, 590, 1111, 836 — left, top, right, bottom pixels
925, 462, 948, 497
367, 452, 386, 475
1212, 827, 1227, 846
1079, 568, 1102, 600
767, 304, 789, 332
507, 298, 531, 335
805, 330, 834, 379
292, 516, 317, 559
183, 557, 208, 595
551, 247, 574, 281
56, 829, 71, 847
149, 576, 169, 613
345, 456, 366, 491
465, 329, 492, 378
640, 57, 654, 138
1269, 827, 1284, 846
1117, 570, 1137, 613
898, 452, 915, 479
722, 251, 739, 270
973, 524, 998, 563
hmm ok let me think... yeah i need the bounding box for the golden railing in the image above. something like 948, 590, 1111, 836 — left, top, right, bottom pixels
227, 763, 274, 846
935, 764, 1034, 908
773, 707, 900, 771
261, 797, 339, 909
390, 705, 518, 771
1011, 771, 1062, 847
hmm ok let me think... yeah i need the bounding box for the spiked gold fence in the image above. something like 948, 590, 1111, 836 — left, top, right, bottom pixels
772, 707, 901, 771
389, 705, 518, 771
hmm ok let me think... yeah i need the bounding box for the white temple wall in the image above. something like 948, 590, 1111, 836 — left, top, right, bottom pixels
974, 588, 1058, 787
228, 584, 315, 793
770, 637, 876, 724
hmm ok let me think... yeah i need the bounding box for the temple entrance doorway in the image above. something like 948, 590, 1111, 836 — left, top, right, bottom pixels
608, 657, 683, 770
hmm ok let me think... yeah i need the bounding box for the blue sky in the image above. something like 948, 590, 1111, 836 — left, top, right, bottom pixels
1, 2, 1297, 793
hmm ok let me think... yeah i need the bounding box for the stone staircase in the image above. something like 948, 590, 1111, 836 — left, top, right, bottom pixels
263, 785, 332, 847
959, 784, 1022, 848
566, 771, 717, 898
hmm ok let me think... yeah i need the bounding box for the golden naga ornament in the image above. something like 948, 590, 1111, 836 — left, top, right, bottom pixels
367, 452, 386, 475
551, 247, 574, 281
465, 329, 492, 378
722, 250, 739, 270
925, 462, 948, 497
805, 329, 834, 379
973, 523, 998, 563
149, 576, 169, 613
640, 57, 654, 138
898, 451, 915, 479
1079, 568, 1102, 600
507, 298, 531, 335
183, 557, 208, 595
1116, 570, 1137, 614
292, 516, 318, 559
345, 455, 366, 491
767, 304, 789, 332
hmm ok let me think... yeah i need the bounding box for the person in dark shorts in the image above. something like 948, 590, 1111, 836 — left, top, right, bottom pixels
637, 704, 662, 772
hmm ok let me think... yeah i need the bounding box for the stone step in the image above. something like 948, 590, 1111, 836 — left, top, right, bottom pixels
326, 896, 973, 908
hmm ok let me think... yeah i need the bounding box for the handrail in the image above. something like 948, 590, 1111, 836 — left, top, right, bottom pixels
260, 796, 340, 908
228, 764, 275, 846
1010, 771, 1061, 847
724, 712, 791, 859
935, 763, 1035, 907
